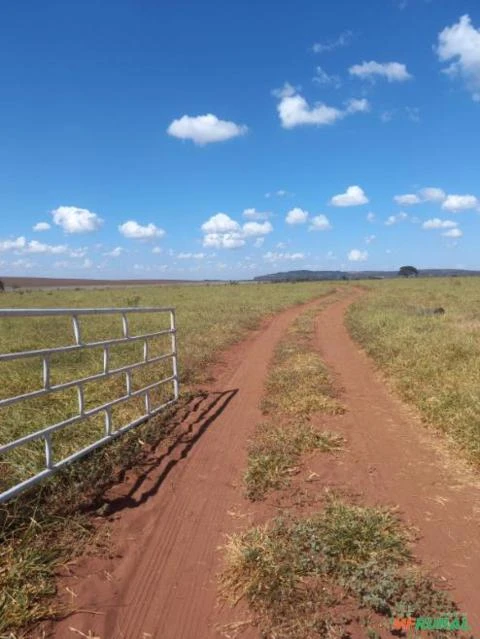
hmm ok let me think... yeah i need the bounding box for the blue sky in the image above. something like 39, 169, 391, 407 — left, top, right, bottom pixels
1, 0, 480, 279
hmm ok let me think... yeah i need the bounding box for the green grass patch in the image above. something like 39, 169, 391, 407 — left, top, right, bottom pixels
245, 422, 342, 501
221, 498, 457, 638
347, 277, 480, 464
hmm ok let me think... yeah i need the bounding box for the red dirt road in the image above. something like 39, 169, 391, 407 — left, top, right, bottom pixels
311, 294, 480, 632
49, 292, 480, 638
51, 297, 322, 639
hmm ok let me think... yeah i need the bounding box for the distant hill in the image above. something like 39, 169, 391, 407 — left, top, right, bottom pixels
254, 269, 480, 282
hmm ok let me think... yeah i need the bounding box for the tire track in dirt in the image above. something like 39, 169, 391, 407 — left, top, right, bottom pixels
50, 295, 333, 639
311, 293, 480, 633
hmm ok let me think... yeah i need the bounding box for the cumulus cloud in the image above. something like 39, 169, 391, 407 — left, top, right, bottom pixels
33, 222, 51, 232
201, 212, 272, 249
394, 193, 421, 205
312, 30, 352, 53
443, 227, 463, 238
52, 206, 103, 234
285, 207, 309, 224
348, 249, 368, 262
201, 213, 240, 234
330, 185, 369, 207
442, 194, 479, 212
422, 218, 458, 229
23, 240, 68, 254
349, 61, 412, 82
274, 84, 369, 129
436, 15, 480, 101
309, 214, 332, 231
365, 234, 376, 244
242, 208, 272, 220
242, 221, 273, 236
385, 212, 408, 225
0, 236, 27, 251
203, 232, 245, 249
119, 220, 165, 239
420, 187, 447, 202
366, 212, 376, 222
167, 113, 248, 145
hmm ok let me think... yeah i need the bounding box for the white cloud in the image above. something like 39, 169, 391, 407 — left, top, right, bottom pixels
345, 98, 370, 114
24, 240, 68, 254
242, 221, 273, 237
436, 15, 480, 101
33, 222, 51, 232
330, 185, 369, 207
167, 113, 248, 145
312, 30, 352, 53
366, 212, 376, 222
104, 246, 124, 257
348, 249, 368, 262
309, 214, 332, 231
443, 227, 463, 238
265, 189, 292, 198
82, 258, 93, 269
422, 218, 458, 229
286, 207, 309, 224
275, 85, 369, 129
349, 61, 412, 82
242, 208, 271, 220
385, 211, 408, 225
119, 220, 166, 239
152, 246, 163, 254
254, 237, 265, 248
201, 212, 272, 249
203, 232, 245, 249
263, 251, 305, 262
420, 187, 446, 202
52, 206, 103, 234
0, 236, 27, 251
201, 213, 240, 234
313, 66, 341, 88
394, 193, 421, 205
442, 194, 479, 212
365, 234, 376, 244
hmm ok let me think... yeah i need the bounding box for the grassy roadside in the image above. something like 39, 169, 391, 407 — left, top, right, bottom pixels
245, 306, 344, 501
346, 277, 480, 465
0, 282, 336, 636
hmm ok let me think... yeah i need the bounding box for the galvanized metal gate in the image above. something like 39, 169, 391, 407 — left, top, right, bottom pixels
0, 306, 179, 503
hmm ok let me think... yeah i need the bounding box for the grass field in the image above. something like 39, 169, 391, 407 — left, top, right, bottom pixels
0, 281, 336, 634
347, 277, 480, 465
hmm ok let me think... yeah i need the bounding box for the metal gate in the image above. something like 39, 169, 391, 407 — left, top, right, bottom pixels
0, 306, 179, 503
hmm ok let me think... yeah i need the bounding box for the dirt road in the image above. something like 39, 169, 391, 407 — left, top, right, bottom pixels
312, 294, 480, 632
51, 297, 322, 639
50, 292, 480, 638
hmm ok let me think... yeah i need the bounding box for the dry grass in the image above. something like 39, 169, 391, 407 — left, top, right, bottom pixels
0, 281, 336, 634
245, 306, 344, 500
347, 277, 480, 464
221, 498, 458, 639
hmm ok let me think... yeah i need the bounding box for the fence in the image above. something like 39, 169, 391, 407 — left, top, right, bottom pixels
0, 307, 179, 503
